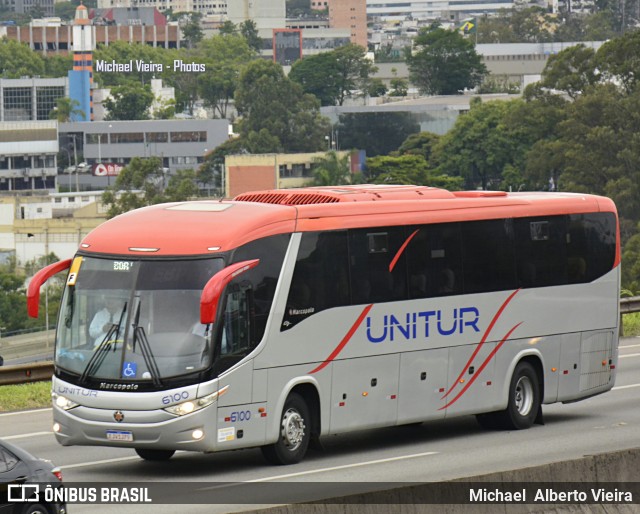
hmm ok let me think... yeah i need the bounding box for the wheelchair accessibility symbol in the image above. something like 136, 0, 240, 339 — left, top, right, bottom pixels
122, 362, 137, 378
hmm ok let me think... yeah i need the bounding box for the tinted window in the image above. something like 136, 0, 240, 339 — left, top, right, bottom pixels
282, 231, 350, 330
0, 447, 19, 473
232, 234, 290, 342
462, 219, 517, 294
406, 223, 462, 299
567, 213, 616, 283
515, 217, 567, 287
349, 227, 408, 304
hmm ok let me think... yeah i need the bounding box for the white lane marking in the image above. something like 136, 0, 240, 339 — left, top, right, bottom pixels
619, 353, 640, 358
61, 456, 141, 470
198, 451, 439, 491
0, 408, 52, 417
2, 431, 52, 440
619, 343, 640, 349
612, 383, 640, 391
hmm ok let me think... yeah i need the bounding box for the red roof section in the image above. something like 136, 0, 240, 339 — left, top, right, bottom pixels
80, 186, 618, 259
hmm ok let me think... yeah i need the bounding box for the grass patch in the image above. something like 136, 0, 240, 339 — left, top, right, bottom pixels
622, 312, 640, 337
0, 381, 51, 412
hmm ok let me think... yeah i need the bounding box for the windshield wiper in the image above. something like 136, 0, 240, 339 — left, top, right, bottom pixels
133, 326, 162, 387
131, 300, 162, 387
79, 303, 127, 384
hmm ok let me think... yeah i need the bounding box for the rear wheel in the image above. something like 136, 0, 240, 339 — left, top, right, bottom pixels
476, 361, 541, 430
135, 448, 175, 461
262, 392, 310, 465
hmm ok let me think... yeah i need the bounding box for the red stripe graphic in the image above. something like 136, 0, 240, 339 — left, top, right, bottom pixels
439, 322, 522, 410
442, 289, 521, 399
389, 229, 419, 272
309, 304, 373, 374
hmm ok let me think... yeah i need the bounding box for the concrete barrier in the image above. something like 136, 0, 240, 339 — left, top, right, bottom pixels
240, 447, 640, 514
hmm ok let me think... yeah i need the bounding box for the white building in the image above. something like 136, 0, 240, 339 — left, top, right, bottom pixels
366, 0, 514, 21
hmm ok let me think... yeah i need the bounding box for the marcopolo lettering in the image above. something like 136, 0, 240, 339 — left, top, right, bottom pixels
366, 307, 480, 343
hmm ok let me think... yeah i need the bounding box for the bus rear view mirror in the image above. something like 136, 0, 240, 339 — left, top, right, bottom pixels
27, 259, 72, 318
200, 259, 259, 325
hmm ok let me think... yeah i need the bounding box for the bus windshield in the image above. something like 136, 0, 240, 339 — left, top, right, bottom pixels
55, 256, 224, 383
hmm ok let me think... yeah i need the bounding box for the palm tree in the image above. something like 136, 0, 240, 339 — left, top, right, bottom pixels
49, 97, 85, 122
312, 151, 352, 186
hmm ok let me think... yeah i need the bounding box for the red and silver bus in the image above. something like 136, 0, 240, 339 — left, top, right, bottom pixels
28, 185, 620, 464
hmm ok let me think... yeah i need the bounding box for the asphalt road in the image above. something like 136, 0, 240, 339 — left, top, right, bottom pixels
1, 338, 639, 513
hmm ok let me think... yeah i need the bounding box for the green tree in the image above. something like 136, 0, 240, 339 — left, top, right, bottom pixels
366, 154, 463, 189
0, 266, 30, 333
104, 83, 154, 120
182, 12, 204, 49
219, 20, 237, 35
332, 44, 378, 105
540, 44, 598, 99
389, 77, 409, 97
0, 39, 44, 77
289, 52, 341, 106
198, 137, 248, 196
434, 99, 520, 190
393, 131, 441, 164
49, 97, 85, 122
407, 24, 487, 95
312, 151, 352, 186
44, 54, 73, 77
102, 158, 198, 217
337, 112, 420, 157
289, 44, 377, 106
196, 34, 256, 118
367, 78, 388, 97
596, 30, 640, 94
235, 59, 331, 152
239, 19, 262, 52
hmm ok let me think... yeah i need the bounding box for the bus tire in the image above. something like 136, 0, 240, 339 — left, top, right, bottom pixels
135, 448, 175, 461
262, 392, 310, 465
502, 361, 541, 429
476, 361, 541, 430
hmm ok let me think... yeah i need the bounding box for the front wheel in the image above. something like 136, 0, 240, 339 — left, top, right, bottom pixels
262, 393, 310, 465
135, 448, 175, 461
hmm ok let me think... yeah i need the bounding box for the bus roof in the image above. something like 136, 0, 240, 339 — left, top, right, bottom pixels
80, 186, 617, 257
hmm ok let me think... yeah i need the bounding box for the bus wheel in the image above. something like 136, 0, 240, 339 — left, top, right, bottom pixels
503, 361, 541, 429
135, 448, 175, 461
477, 361, 540, 430
262, 393, 310, 465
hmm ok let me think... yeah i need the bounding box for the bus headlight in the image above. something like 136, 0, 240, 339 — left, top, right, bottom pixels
163, 387, 227, 417
52, 393, 78, 411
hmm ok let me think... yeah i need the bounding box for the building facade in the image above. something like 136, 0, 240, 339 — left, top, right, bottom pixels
328, 0, 367, 48
0, 121, 58, 193
59, 119, 230, 189
0, 23, 181, 55
0, 78, 68, 122
366, 0, 514, 21
225, 151, 356, 198
0, 193, 106, 269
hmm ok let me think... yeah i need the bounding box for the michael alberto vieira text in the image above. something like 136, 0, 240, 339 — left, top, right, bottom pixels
470, 488, 633, 503
96, 60, 205, 73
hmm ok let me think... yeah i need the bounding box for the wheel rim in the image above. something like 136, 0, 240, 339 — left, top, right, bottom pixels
280, 407, 306, 451
514, 375, 534, 416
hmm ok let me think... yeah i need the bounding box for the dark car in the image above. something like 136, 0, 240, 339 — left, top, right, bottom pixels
0, 439, 66, 514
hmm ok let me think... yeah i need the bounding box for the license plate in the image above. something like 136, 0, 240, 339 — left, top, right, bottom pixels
106, 430, 133, 442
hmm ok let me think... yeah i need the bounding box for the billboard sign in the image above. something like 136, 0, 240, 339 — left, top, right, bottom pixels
93, 163, 124, 177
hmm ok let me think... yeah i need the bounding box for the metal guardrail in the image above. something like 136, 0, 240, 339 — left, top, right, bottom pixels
1, 297, 640, 386
0, 361, 54, 386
